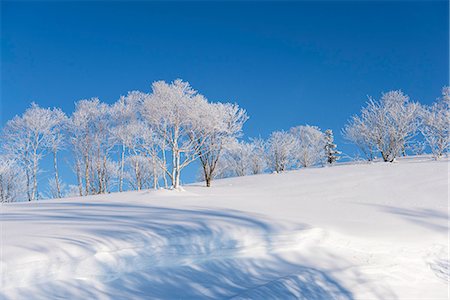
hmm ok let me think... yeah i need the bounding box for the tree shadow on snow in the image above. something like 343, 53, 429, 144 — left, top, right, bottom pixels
360, 203, 448, 233
1, 201, 369, 299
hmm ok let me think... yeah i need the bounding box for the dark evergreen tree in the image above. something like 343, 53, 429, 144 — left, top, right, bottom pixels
324, 129, 341, 165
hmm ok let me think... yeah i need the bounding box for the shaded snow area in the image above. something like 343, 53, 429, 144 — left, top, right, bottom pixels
1, 157, 448, 299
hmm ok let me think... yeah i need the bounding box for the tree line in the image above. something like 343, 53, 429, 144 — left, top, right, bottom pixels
0, 80, 448, 202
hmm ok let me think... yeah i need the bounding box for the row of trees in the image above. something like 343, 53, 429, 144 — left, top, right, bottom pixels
1, 80, 248, 201
208, 127, 339, 180
1, 81, 448, 202
343, 88, 449, 162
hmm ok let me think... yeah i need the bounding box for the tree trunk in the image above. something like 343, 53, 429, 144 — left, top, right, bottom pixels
84, 154, 90, 195
25, 167, 31, 201
170, 148, 182, 190
32, 150, 38, 201
175, 170, 181, 189
161, 144, 168, 188
53, 149, 61, 198
152, 155, 157, 189
119, 143, 125, 192
171, 149, 177, 189
75, 160, 83, 196
135, 160, 141, 191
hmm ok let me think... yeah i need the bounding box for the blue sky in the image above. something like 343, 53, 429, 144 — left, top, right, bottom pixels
1, 1, 448, 191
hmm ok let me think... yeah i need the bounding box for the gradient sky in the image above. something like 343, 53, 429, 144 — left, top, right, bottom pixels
1, 1, 448, 192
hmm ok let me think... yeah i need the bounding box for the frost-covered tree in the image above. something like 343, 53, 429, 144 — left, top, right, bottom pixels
46, 108, 68, 198
125, 154, 161, 190
142, 79, 215, 189
248, 137, 267, 175
2, 103, 59, 200
324, 129, 340, 165
0, 156, 26, 202
290, 125, 326, 167
342, 115, 377, 161
69, 98, 113, 195
220, 140, 254, 177
47, 178, 67, 199
196, 103, 248, 187
266, 131, 297, 173
419, 87, 450, 159
343, 90, 419, 162
110, 91, 144, 192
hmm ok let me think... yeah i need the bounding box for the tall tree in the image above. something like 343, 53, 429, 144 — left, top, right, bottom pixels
110, 91, 143, 192
46, 108, 68, 198
69, 98, 113, 195
142, 79, 213, 189
2, 103, 56, 200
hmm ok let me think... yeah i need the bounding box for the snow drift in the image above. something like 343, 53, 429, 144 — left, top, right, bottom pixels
1, 157, 448, 299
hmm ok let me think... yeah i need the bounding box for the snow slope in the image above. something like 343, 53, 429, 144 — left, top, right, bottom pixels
1, 157, 448, 299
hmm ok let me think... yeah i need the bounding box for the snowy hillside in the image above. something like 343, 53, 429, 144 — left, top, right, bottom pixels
1, 157, 448, 299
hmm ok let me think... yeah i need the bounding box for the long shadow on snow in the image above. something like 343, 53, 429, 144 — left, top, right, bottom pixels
359, 203, 448, 233
2, 201, 355, 299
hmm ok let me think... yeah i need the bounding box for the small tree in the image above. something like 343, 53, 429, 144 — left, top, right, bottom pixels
266, 131, 297, 173
219, 140, 253, 177
324, 129, 341, 165
290, 125, 326, 167
248, 137, 267, 175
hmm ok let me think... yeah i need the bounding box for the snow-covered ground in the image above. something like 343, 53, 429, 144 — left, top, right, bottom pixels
1, 157, 448, 299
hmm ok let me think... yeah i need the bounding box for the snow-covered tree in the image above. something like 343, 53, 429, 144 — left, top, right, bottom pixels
290, 125, 326, 167
2, 103, 59, 200
110, 91, 144, 192
47, 177, 67, 199
342, 115, 377, 161
247, 137, 267, 175
324, 129, 340, 165
419, 87, 450, 159
125, 154, 161, 190
196, 103, 248, 187
46, 108, 68, 198
142, 79, 216, 189
0, 156, 26, 202
266, 131, 297, 173
220, 140, 254, 177
343, 90, 419, 162
69, 98, 113, 195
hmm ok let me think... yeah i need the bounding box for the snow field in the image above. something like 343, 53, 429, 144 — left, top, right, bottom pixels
1, 157, 448, 299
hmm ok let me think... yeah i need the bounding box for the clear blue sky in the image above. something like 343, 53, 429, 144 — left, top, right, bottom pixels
1, 1, 448, 190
